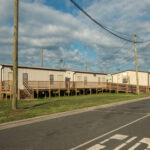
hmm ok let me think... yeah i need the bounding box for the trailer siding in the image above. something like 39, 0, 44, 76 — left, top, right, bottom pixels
112, 71, 149, 86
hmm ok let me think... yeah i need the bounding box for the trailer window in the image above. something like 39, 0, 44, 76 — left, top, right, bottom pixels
23, 73, 28, 84
122, 77, 129, 83
50, 74, 54, 84
77, 76, 82, 81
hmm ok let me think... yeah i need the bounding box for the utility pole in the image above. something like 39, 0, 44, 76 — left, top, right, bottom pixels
12, 0, 19, 110
41, 47, 43, 67
60, 59, 64, 69
106, 65, 110, 74
86, 61, 88, 72
134, 34, 140, 95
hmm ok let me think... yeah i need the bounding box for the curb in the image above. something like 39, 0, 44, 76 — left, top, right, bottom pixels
0, 96, 150, 131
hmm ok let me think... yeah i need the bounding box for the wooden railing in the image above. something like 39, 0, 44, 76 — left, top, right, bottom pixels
0, 80, 149, 100
0, 80, 149, 94
25, 81, 107, 90
0, 80, 13, 92
24, 81, 149, 93
0, 80, 13, 100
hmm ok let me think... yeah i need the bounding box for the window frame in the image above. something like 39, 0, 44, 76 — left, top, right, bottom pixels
50, 74, 54, 85
22, 73, 28, 84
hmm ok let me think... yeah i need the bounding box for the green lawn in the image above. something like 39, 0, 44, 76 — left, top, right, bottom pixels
0, 93, 150, 124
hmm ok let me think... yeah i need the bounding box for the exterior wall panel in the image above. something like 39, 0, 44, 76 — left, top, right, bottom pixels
0, 64, 106, 90
3, 67, 12, 81
74, 73, 106, 82
18, 68, 66, 89
112, 71, 149, 86
0, 65, 2, 81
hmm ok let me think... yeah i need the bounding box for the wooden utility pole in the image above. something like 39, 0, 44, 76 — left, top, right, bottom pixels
134, 34, 140, 95
12, 0, 19, 110
41, 47, 43, 67
86, 61, 88, 72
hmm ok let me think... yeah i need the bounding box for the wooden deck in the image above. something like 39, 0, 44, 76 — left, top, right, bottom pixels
0, 81, 13, 100
0, 80, 149, 100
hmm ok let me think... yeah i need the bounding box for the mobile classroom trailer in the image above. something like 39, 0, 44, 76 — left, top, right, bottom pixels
112, 70, 150, 86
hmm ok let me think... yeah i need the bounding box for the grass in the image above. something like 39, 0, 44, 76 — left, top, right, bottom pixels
0, 93, 150, 124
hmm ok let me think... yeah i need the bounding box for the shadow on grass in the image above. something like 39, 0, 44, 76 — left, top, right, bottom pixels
23, 101, 52, 109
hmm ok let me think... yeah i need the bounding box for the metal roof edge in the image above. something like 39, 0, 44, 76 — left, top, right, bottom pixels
112, 69, 150, 75
0, 63, 106, 75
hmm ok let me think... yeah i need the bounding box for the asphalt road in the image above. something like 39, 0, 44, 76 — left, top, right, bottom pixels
0, 99, 150, 150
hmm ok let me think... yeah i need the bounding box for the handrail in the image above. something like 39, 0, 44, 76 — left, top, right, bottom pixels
0, 80, 13, 91
0, 80, 149, 94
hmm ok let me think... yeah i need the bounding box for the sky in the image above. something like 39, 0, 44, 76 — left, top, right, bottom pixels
0, 0, 150, 73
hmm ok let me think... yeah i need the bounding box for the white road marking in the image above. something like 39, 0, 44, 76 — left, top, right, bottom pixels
86, 135, 150, 150
128, 143, 141, 150
70, 114, 150, 150
100, 139, 109, 144
86, 144, 105, 150
87, 134, 128, 150
114, 136, 137, 150
100, 134, 128, 144
140, 138, 150, 149
110, 134, 128, 140
129, 138, 150, 150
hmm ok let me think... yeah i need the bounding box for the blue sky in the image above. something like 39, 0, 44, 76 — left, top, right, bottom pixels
0, 0, 150, 73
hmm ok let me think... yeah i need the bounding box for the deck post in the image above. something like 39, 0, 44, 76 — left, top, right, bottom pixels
67, 81, 70, 96
75, 82, 77, 96
37, 81, 39, 99
109, 83, 111, 93
5, 93, 7, 100
17, 89, 20, 100
83, 89, 85, 95
58, 82, 60, 97
0, 81, 2, 100
75, 89, 77, 96
64, 90, 65, 96
126, 84, 128, 93
49, 81, 51, 98
96, 83, 98, 95
90, 88, 92, 95
117, 84, 118, 94
146, 86, 148, 93
32, 89, 34, 99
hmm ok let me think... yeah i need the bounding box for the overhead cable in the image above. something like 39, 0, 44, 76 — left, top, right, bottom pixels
70, 0, 150, 44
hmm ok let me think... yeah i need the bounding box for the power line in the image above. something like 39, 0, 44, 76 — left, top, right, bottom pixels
70, 0, 150, 44
111, 41, 132, 56
138, 42, 150, 57
98, 43, 132, 64
112, 56, 134, 70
